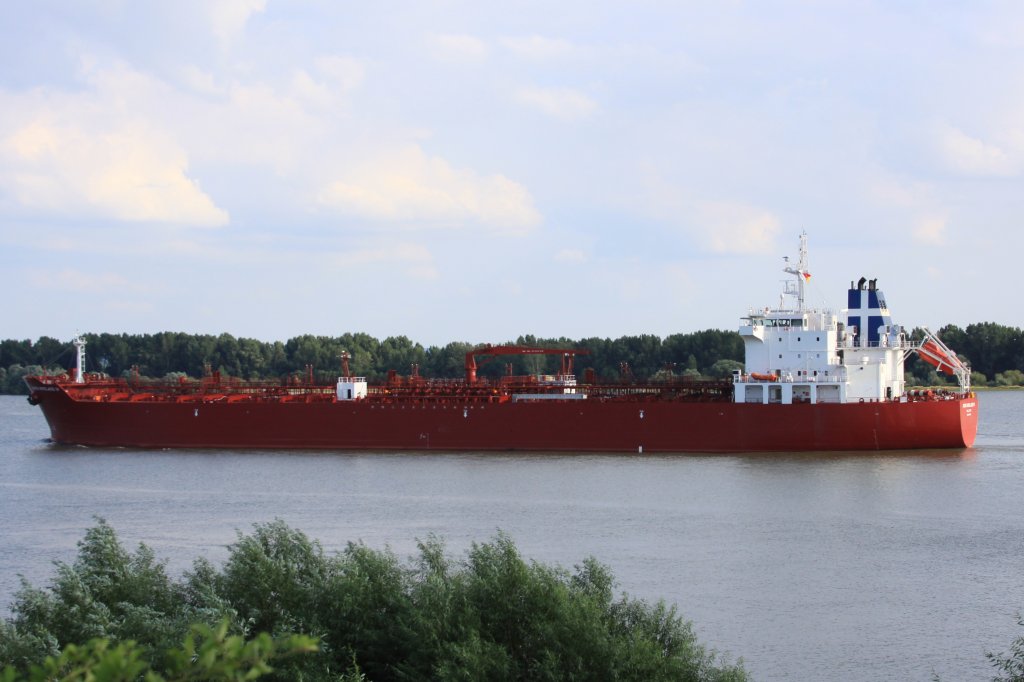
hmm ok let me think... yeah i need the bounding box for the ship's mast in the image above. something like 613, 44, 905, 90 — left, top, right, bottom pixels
73, 335, 86, 383
782, 231, 810, 311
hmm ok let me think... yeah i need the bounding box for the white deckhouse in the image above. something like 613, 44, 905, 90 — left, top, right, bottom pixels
733, 233, 967, 405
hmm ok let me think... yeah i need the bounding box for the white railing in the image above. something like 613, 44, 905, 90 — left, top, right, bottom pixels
734, 373, 846, 384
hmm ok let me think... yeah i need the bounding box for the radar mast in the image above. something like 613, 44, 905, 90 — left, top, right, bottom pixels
782, 231, 810, 311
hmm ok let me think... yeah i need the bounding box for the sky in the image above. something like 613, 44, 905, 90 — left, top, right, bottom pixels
2, 1, 1023, 347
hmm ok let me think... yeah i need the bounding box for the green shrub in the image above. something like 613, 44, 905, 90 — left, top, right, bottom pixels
995, 369, 1024, 387
988, 616, 1024, 682
1, 520, 746, 681
0, 620, 317, 682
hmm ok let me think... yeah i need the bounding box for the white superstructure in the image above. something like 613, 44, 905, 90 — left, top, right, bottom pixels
733, 233, 928, 405
336, 349, 367, 400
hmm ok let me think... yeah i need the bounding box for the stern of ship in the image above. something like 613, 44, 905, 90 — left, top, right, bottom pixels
958, 394, 979, 448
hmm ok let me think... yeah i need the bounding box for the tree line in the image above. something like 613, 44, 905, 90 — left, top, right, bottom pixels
1, 322, 1022, 395
0, 329, 744, 394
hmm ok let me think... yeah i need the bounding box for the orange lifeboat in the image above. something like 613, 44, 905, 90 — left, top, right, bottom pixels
750, 372, 779, 382
918, 340, 958, 376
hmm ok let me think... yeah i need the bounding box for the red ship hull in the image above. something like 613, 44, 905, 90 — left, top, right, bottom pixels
26, 379, 978, 453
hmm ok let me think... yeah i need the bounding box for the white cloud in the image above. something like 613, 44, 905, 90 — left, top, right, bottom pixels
105, 300, 156, 315
554, 249, 587, 263
27, 269, 133, 293
72, 57, 318, 174
429, 33, 488, 62
290, 69, 331, 106
317, 145, 541, 234
2, 121, 229, 226
516, 86, 597, 120
291, 57, 364, 108
631, 164, 780, 254
610, 261, 695, 305
334, 241, 438, 280
178, 64, 221, 95
913, 216, 947, 246
500, 35, 579, 60
693, 201, 780, 254
935, 123, 1019, 176
314, 56, 365, 93
206, 0, 266, 48
866, 174, 931, 208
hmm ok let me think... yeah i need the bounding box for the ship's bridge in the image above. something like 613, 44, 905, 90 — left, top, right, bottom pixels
739, 306, 844, 396
733, 233, 908, 405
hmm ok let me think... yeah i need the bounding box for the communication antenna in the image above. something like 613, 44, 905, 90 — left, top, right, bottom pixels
782, 231, 810, 311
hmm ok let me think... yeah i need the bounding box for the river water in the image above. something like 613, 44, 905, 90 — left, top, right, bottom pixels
1, 392, 1022, 680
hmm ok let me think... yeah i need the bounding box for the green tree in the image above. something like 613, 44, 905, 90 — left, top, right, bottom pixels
940, 322, 1024, 380
379, 336, 427, 377
709, 359, 745, 379
995, 370, 1024, 387
664, 330, 744, 375
0, 340, 33, 368
4, 366, 47, 396
988, 616, 1024, 682
0, 620, 317, 682
1, 521, 747, 682
4, 519, 182, 670
424, 342, 475, 380
86, 333, 131, 377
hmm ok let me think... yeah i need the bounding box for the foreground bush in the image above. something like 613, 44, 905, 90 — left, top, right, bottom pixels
0, 620, 317, 682
989, 617, 1024, 682
0, 520, 746, 681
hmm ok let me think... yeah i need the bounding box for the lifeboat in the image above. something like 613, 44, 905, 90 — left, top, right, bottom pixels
918, 340, 958, 376
750, 372, 779, 382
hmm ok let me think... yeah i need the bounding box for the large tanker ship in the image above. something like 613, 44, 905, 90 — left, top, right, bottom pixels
26, 235, 977, 452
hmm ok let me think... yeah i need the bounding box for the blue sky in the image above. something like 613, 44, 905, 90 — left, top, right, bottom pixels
2, 1, 1022, 346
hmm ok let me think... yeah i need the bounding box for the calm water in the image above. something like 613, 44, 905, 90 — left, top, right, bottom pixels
1, 392, 1023, 680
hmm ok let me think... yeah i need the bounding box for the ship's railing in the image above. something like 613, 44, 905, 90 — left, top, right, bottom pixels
841, 339, 916, 349
742, 309, 838, 329
734, 373, 846, 384
43, 373, 737, 404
